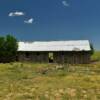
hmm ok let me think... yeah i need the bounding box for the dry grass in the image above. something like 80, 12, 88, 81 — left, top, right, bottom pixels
0, 52, 100, 100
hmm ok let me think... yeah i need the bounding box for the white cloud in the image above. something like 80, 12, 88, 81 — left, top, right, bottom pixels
62, 1, 69, 7
9, 11, 25, 17
24, 18, 34, 24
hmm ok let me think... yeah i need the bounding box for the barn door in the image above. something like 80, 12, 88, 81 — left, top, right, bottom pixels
48, 52, 54, 63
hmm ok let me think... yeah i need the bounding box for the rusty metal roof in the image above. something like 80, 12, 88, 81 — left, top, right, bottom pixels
18, 40, 91, 52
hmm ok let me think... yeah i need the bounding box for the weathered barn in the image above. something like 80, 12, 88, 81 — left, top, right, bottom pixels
17, 40, 92, 64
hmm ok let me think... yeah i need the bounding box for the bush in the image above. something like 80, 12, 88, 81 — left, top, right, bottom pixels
0, 34, 18, 63
90, 43, 94, 55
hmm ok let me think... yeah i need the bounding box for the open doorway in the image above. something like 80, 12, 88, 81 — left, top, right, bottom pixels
49, 52, 54, 63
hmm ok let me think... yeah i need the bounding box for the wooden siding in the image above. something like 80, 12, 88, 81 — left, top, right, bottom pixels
17, 51, 91, 64
18, 52, 48, 63
53, 52, 91, 64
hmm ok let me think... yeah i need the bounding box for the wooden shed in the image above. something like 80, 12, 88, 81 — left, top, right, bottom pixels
17, 40, 92, 64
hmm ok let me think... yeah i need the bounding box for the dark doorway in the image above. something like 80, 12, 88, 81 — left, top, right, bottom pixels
49, 52, 54, 63
25, 52, 30, 58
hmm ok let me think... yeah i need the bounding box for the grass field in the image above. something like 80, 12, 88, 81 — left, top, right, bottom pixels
0, 52, 100, 100
92, 51, 100, 61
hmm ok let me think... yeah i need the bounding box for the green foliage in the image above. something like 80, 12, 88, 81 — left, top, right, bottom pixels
0, 34, 18, 62
0, 37, 5, 61
90, 43, 94, 55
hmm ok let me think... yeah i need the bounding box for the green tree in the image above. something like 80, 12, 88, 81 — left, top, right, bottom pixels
90, 43, 94, 55
5, 35, 18, 62
0, 37, 5, 62
0, 35, 18, 62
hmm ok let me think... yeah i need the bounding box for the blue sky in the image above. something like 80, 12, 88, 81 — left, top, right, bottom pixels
0, 0, 100, 50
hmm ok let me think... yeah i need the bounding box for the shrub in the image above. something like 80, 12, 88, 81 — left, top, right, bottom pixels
0, 34, 18, 63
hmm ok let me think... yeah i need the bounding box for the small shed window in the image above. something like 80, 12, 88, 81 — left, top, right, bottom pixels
25, 52, 30, 58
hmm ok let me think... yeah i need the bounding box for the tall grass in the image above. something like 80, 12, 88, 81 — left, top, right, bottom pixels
91, 51, 100, 61
0, 61, 99, 100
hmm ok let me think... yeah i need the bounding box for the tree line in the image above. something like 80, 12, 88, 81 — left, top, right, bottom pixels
0, 35, 18, 63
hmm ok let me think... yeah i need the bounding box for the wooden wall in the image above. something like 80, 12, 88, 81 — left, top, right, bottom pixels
18, 52, 48, 63
53, 52, 91, 64
18, 51, 91, 64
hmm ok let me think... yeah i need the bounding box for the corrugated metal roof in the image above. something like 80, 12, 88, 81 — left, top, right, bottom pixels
18, 40, 91, 52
